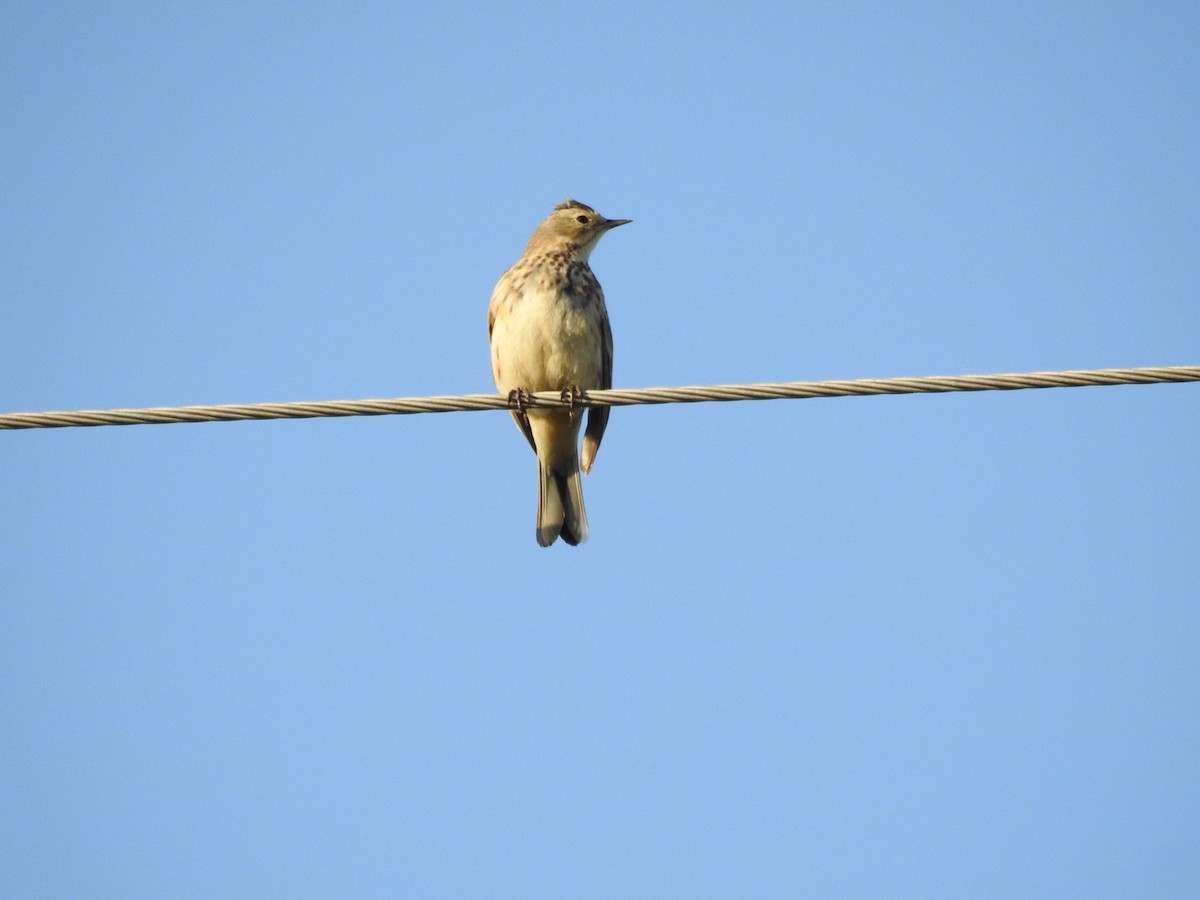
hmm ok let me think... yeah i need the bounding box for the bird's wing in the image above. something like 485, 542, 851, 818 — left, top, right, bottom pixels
581, 305, 612, 474
511, 410, 538, 454
488, 275, 538, 455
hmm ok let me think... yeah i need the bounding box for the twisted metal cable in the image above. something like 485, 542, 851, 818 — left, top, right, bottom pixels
1, 366, 1196, 431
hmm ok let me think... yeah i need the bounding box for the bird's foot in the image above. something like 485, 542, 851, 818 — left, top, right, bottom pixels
507, 388, 533, 412
560, 385, 584, 409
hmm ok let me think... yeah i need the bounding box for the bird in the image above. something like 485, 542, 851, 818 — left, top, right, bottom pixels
487, 199, 630, 547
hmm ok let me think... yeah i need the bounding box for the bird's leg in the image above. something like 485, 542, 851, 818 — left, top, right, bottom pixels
560, 385, 584, 409
507, 388, 533, 412
560, 385, 586, 422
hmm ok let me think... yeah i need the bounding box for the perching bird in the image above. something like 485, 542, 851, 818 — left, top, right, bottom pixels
488, 199, 630, 547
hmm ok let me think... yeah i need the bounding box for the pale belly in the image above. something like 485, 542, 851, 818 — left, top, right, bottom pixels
491, 288, 603, 393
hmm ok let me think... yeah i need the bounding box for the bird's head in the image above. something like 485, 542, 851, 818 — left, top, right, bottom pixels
526, 199, 630, 259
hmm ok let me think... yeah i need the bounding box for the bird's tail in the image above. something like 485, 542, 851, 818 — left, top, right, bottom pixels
537, 459, 588, 547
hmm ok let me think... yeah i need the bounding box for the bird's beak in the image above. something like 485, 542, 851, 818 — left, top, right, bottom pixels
604, 218, 632, 229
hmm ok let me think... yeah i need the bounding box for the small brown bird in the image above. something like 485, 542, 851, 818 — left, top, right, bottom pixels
488, 199, 630, 546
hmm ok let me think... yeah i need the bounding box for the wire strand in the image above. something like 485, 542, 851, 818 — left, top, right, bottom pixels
1, 365, 1196, 431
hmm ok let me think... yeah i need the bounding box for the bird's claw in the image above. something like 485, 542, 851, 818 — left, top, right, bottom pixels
507, 388, 533, 412
560, 386, 584, 409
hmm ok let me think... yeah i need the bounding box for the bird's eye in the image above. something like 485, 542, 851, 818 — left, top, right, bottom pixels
576, 215, 589, 224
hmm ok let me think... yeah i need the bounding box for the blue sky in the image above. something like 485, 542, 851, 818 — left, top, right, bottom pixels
3, 2, 1198, 896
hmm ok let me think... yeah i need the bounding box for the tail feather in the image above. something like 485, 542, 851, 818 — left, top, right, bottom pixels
558, 467, 588, 546
536, 460, 588, 547
536, 461, 564, 547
